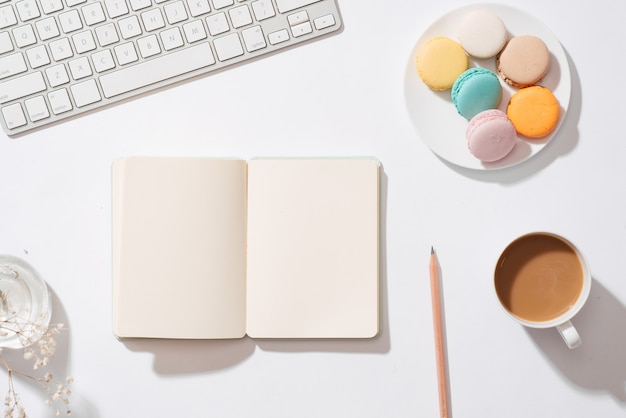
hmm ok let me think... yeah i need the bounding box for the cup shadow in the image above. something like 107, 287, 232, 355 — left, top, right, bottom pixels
525, 278, 626, 403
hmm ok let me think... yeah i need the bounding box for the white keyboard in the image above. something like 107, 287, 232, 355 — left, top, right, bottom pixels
0, 0, 341, 135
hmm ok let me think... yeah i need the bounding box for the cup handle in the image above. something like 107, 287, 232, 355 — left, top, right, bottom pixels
557, 321, 581, 349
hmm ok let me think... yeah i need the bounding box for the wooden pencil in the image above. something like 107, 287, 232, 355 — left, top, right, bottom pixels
430, 247, 448, 418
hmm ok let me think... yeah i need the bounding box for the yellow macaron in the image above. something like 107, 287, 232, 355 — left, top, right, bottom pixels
506, 86, 559, 138
416, 37, 469, 91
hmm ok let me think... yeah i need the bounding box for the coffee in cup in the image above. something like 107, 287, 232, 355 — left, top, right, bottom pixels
494, 232, 591, 349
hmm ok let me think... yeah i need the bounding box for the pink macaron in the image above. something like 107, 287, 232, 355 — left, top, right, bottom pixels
466, 109, 517, 162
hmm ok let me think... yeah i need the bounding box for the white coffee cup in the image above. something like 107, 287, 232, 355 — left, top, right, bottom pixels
494, 232, 591, 349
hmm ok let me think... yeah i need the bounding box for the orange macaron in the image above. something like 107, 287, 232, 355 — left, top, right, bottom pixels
506, 86, 559, 138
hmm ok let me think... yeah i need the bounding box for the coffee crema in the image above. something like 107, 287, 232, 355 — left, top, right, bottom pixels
495, 234, 584, 322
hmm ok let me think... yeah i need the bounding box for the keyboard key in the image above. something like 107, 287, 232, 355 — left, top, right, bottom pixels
40, 0, 64, 15
13, 24, 37, 48
0, 31, 13, 54
129, 0, 151, 11
274, 0, 320, 14
47, 88, 72, 114
45, 63, 70, 86
70, 78, 101, 107
268, 28, 288, 45
59, 10, 83, 33
104, 0, 130, 18
49, 37, 74, 61
206, 12, 229, 35
92, 49, 116, 72
186, 0, 211, 17
160, 27, 184, 50
164, 1, 188, 24
15, 0, 41, 22
82, 2, 107, 26
141, 8, 165, 31
68, 56, 92, 79
229, 5, 252, 28
99, 42, 216, 98
251, 0, 275, 21
137, 34, 161, 58
114, 42, 139, 65
287, 10, 307, 26
182, 19, 207, 43
0, 71, 46, 104
24, 95, 49, 121
213, 33, 243, 61
118, 15, 142, 39
0, 53, 27, 80
291, 21, 311, 37
313, 13, 335, 30
35, 16, 60, 40
72, 30, 97, 53
242, 25, 265, 52
212, 0, 234, 9
2, 103, 26, 129
95, 22, 119, 46
25, 44, 51, 68
0, 5, 17, 29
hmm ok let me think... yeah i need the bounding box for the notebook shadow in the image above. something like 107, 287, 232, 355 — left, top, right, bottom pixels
525, 278, 626, 403
123, 338, 257, 374
123, 170, 391, 373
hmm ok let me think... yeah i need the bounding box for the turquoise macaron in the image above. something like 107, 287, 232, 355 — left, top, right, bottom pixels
451, 68, 502, 120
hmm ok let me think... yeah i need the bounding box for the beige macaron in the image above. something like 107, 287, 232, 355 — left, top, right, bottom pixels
496, 35, 550, 88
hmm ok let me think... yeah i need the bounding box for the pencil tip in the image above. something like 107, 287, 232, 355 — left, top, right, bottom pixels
431, 246, 435, 254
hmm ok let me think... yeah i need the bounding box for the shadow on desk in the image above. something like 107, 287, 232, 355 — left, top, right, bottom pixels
526, 278, 626, 404
123, 172, 391, 375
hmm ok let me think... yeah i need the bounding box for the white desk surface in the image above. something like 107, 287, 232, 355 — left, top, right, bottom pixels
2, 0, 626, 416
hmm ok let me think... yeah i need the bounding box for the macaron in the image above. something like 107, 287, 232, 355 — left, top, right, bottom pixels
416, 36, 469, 91
451, 68, 502, 120
506, 86, 559, 138
466, 109, 517, 162
458, 10, 508, 59
496, 35, 550, 88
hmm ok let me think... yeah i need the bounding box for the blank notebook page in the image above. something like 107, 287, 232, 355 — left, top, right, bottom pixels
246, 158, 380, 338
112, 157, 247, 339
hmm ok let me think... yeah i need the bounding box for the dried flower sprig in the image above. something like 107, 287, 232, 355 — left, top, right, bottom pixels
0, 323, 73, 417
0, 288, 72, 417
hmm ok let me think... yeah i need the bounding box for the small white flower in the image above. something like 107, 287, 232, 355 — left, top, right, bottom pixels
0, 321, 73, 417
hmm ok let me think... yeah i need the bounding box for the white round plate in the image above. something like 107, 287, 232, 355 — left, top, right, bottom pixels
405, 3, 571, 170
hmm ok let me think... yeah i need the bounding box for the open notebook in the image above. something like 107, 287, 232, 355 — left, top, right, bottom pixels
111, 157, 380, 339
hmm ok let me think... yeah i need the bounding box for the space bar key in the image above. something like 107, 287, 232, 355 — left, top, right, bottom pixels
100, 43, 216, 98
